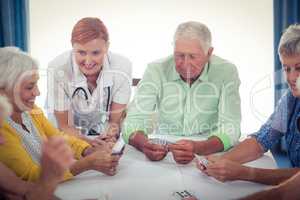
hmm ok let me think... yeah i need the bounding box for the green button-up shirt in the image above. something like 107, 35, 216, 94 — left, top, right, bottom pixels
122, 55, 241, 150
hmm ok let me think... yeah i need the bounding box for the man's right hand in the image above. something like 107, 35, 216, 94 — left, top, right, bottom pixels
142, 140, 168, 161
129, 132, 168, 161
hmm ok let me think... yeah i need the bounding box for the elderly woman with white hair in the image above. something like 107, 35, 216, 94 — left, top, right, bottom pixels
197, 24, 300, 187
0, 47, 120, 183
0, 94, 74, 200
123, 21, 241, 163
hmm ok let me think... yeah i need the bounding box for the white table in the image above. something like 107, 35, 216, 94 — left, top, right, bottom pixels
55, 142, 277, 200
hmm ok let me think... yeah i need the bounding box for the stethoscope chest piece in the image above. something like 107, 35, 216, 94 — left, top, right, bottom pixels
70, 85, 111, 135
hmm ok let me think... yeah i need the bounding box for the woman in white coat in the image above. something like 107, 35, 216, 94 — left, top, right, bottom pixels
48, 17, 132, 144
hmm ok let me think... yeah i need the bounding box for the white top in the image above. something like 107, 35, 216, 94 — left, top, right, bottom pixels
6, 112, 42, 164
47, 50, 132, 133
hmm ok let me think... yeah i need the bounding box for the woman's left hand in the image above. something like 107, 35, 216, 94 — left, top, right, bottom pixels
96, 134, 117, 143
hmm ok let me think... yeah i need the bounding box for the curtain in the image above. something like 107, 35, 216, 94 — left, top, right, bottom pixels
0, 0, 29, 51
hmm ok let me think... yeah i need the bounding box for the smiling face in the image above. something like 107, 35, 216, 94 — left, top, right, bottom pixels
174, 38, 213, 83
280, 54, 300, 97
73, 38, 108, 77
7, 71, 40, 112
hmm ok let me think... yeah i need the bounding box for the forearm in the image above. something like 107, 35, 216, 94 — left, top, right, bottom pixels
25, 181, 58, 200
238, 173, 300, 200
105, 122, 120, 137
69, 158, 91, 176
277, 171, 300, 200
194, 136, 224, 155
238, 186, 282, 200
0, 164, 32, 195
128, 131, 148, 152
55, 111, 82, 138
241, 167, 300, 185
60, 125, 93, 144
222, 138, 264, 163
60, 125, 81, 137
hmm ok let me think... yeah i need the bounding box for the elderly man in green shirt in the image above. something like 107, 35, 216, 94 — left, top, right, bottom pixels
122, 21, 241, 164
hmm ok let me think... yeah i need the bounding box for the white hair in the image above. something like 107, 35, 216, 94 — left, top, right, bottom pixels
278, 24, 300, 57
0, 95, 12, 117
174, 21, 212, 52
0, 47, 38, 91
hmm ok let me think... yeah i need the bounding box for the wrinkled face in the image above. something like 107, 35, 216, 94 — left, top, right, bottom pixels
280, 54, 300, 97
174, 38, 212, 82
73, 38, 108, 77
9, 71, 40, 112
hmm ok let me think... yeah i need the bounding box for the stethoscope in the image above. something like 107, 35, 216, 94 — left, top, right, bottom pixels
70, 53, 112, 135
71, 86, 111, 136
71, 86, 111, 112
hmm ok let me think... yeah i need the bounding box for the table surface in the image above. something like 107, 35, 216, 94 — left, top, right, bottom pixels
55, 137, 277, 200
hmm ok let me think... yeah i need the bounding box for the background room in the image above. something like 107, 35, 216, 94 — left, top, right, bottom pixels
29, 0, 274, 136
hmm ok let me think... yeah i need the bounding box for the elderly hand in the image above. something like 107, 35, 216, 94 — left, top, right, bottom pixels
96, 134, 117, 143
83, 138, 114, 156
201, 157, 249, 182
86, 148, 120, 176
40, 136, 74, 184
142, 140, 168, 161
168, 140, 195, 164
195, 154, 221, 174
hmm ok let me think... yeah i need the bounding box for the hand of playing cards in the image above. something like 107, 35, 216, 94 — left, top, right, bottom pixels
148, 138, 174, 149
142, 138, 171, 161
195, 155, 209, 170
112, 138, 126, 155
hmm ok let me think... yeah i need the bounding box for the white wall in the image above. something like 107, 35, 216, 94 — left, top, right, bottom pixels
29, 0, 274, 135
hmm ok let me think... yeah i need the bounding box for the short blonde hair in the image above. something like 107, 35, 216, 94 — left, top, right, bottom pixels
0, 47, 38, 91
278, 24, 300, 57
0, 95, 12, 118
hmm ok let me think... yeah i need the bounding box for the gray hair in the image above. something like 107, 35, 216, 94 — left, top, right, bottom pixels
278, 24, 300, 56
174, 21, 212, 52
0, 95, 12, 117
0, 47, 38, 91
